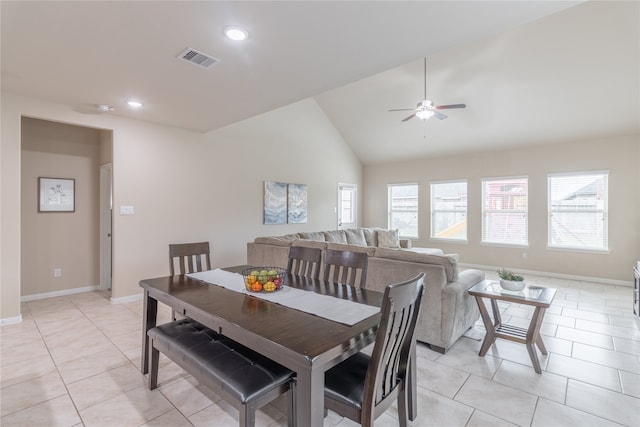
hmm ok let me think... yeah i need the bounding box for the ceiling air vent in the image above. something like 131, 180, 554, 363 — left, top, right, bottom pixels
177, 48, 220, 69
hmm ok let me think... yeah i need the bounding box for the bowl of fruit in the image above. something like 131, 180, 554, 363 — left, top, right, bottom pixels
243, 267, 286, 293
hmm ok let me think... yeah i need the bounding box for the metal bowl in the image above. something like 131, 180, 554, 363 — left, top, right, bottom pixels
243, 267, 286, 293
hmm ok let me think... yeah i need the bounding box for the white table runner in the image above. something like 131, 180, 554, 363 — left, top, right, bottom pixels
186, 269, 380, 326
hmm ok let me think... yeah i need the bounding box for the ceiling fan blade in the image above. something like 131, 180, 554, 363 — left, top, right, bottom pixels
433, 110, 448, 120
401, 113, 416, 122
435, 103, 466, 110
388, 108, 416, 112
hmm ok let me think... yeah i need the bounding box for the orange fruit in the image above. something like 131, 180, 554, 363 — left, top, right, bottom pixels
251, 282, 263, 292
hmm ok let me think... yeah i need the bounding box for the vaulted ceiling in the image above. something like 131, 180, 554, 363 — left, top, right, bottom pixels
2, 1, 638, 165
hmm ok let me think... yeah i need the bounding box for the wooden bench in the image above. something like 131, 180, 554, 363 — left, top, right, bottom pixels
147, 318, 295, 427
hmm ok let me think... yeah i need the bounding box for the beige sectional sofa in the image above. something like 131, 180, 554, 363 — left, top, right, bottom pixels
247, 227, 484, 353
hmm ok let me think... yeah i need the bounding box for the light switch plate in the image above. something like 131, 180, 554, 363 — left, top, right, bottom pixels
120, 205, 135, 215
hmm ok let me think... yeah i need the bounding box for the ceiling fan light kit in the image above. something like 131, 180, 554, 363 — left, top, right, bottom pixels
415, 109, 434, 120
389, 57, 466, 122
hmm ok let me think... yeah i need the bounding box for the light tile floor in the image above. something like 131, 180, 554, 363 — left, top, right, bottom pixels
1, 271, 639, 426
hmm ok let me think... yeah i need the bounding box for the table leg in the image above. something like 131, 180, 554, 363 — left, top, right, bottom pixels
141, 290, 157, 375
536, 334, 548, 355
295, 366, 325, 427
535, 308, 548, 355
526, 307, 547, 374
474, 296, 496, 356
490, 299, 502, 328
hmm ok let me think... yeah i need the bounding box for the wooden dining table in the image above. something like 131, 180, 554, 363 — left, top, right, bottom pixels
139, 265, 418, 426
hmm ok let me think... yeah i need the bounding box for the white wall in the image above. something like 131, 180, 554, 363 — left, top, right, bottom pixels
1, 92, 362, 320
363, 135, 640, 283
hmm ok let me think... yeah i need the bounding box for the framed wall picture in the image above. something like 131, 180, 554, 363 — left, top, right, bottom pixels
38, 177, 75, 212
288, 183, 308, 224
263, 181, 287, 224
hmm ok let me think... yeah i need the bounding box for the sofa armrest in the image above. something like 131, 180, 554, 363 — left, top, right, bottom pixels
439, 268, 485, 350
450, 268, 485, 290
247, 242, 290, 269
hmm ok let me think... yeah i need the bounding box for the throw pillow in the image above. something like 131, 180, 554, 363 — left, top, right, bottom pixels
361, 227, 380, 247
299, 231, 325, 241
377, 229, 400, 248
344, 228, 367, 246
323, 230, 348, 244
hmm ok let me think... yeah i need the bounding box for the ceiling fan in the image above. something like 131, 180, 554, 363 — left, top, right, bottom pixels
389, 57, 466, 122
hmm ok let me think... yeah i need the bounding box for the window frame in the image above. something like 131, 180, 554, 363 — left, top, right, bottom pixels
481, 175, 529, 247
430, 179, 468, 242
387, 183, 419, 239
547, 171, 609, 253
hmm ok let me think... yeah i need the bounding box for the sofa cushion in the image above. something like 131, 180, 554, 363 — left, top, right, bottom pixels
292, 239, 328, 250
254, 234, 299, 247
361, 228, 380, 247
323, 230, 348, 244
404, 247, 444, 256
374, 248, 459, 282
377, 229, 400, 249
344, 228, 367, 246
327, 242, 376, 256
299, 231, 326, 241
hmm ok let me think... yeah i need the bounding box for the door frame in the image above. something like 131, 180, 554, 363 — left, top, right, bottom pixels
99, 163, 112, 290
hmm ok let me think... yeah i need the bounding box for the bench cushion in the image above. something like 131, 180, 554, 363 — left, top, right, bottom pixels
148, 319, 293, 404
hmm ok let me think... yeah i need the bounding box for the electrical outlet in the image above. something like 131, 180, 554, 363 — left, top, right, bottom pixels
54, 268, 62, 278
522, 252, 528, 259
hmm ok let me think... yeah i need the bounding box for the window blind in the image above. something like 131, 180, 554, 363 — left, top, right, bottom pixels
482, 177, 528, 245
430, 180, 467, 241
548, 172, 608, 251
388, 183, 419, 239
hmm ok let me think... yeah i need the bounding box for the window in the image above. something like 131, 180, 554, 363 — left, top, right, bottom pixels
388, 183, 418, 239
482, 177, 528, 245
548, 172, 608, 251
430, 180, 467, 241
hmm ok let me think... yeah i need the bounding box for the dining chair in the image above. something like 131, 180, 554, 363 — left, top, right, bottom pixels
323, 272, 425, 427
323, 248, 369, 287
169, 241, 211, 319
169, 241, 211, 275
286, 245, 322, 279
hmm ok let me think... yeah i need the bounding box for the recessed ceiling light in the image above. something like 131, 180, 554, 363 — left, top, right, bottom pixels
127, 100, 143, 108
224, 26, 249, 41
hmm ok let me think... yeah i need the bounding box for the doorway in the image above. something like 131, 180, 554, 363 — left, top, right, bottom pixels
337, 183, 357, 229
20, 118, 111, 299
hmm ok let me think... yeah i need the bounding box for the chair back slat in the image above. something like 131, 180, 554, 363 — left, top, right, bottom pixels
323, 249, 369, 287
169, 242, 211, 275
362, 273, 424, 423
287, 246, 322, 279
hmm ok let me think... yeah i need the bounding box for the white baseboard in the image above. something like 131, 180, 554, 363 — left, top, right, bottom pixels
20, 285, 101, 302
460, 263, 633, 287
17, 285, 141, 309
110, 293, 143, 304
1, 314, 23, 326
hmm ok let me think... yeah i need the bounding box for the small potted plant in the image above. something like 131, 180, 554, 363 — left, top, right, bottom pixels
497, 268, 525, 291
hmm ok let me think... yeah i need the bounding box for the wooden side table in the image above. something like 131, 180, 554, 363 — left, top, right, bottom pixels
468, 280, 556, 374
